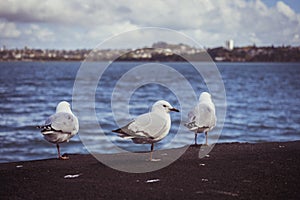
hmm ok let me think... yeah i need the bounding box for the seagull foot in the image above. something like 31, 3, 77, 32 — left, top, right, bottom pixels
150, 158, 161, 162
59, 155, 69, 160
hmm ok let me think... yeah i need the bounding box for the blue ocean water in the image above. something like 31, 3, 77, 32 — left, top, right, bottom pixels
0, 61, 300, 163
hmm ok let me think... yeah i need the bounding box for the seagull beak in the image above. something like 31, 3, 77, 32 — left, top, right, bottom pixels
169, 107, 180, 112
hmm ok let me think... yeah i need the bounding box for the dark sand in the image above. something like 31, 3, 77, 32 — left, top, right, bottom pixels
1, 141, 300, 199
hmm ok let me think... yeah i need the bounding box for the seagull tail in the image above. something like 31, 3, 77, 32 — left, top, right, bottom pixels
112, 128, 122, 133
184, 121, 195, 129
36, 125, 47, 129
36, 124, 64, 135
36, 125, 53, 135
112, 128, 135, 139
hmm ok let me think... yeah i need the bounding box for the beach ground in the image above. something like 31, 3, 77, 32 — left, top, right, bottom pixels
1, 141, 300, 199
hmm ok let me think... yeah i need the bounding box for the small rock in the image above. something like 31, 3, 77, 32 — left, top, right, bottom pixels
146, 179, 160, 183
64, 174, 81, 179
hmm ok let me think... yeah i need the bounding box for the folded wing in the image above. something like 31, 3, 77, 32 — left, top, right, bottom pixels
185, 102, 216, 131
113, 112, 168, 142
41, 112, 79, 135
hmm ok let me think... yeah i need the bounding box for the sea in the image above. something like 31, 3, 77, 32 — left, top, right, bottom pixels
1, 61, 300, 163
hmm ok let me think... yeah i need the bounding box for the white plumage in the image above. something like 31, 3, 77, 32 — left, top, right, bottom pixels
113, 100, 179, 161
185, 92, 216, 145
37, 101, 79, 159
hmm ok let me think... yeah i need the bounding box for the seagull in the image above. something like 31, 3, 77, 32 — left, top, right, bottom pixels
112, 100, 179, 161
37, 101, 79, 159
185, 92, 216, 146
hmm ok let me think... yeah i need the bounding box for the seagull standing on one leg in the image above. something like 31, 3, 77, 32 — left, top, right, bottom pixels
37, 101, 79, 159
112, 100, 179, 161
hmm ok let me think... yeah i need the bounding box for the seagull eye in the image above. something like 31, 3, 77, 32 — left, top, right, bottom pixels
163, 105, 167, 107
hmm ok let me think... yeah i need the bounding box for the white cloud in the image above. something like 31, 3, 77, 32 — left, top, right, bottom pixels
0, 0, 300, 48
0, 20, 21, 38
86, 21, 138, 40
25, 24, 55, 42
0, 0, 131, 26
276, 1, 296, 19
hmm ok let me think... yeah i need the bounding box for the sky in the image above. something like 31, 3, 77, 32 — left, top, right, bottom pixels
0, 0, 300, 49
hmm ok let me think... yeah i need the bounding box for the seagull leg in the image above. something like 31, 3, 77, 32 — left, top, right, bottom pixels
150, 143, 154, 161
56, 144, 61, 158
149, 143, 160, 162
194, 132, 198, 145
204, 132, 208, 146
56, 144, 69, 160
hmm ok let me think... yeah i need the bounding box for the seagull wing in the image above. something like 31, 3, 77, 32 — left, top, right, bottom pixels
185, 102, 216, 131
114, 112, 168, 140
194, 102, 216, 128
41, 112, 79, 135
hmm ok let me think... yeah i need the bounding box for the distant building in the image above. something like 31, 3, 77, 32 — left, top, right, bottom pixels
1, 45, 6, 51
225, 40, 234, 51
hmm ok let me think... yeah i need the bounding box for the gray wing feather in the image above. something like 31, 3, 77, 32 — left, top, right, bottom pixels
186, 102, 216, 130
130, 112, 168, 138
118, 112, 167, 139
46, 112, 79, 134
194, 102, 216, 128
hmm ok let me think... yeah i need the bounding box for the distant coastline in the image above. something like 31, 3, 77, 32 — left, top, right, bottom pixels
1, 42, 299, 62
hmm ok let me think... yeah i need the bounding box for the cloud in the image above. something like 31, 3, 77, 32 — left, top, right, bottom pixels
0, 0, 131, 26
0, 0, 61, 23
276, 1, 296, 19
86, 21, 138, 40
0, 20, 21, 38
25, 24, 55, 42
0, 0, 299, 48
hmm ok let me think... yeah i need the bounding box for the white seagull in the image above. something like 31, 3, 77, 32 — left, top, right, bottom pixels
185, 92, 216, 146
112, 100, 179, 161
37, 101, 79, 159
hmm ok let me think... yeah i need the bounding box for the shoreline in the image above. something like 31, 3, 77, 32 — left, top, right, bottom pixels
1, 141, 300, 199
1, 60, 300, 63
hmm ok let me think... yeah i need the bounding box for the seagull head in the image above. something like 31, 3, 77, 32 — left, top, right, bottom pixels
152, 100, 180, 114
199, 92, 212, 102
56, 101, 72, 113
